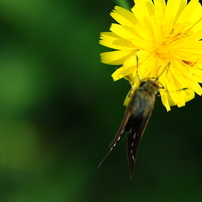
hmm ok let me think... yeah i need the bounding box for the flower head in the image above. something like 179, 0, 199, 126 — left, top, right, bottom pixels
100, 0, 202, 111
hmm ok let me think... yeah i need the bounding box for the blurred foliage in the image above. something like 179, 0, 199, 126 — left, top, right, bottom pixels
0, 0, 202, 201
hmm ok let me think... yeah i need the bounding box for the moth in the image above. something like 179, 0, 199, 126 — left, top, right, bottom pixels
98, 79, 159, 179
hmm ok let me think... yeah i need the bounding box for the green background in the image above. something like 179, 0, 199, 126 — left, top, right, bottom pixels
0, 0, 202, 201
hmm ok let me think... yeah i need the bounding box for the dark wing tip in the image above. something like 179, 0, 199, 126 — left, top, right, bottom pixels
97, 151, 110, 168
98, 141, 117, 168
98, 126, 127, 169
128, 154, 136, 179
126, 109, 153, 179
129, 167, 135, 179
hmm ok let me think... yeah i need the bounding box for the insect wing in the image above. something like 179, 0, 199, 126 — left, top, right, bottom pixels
127, 108, 153, 179
98, 100, 135, 168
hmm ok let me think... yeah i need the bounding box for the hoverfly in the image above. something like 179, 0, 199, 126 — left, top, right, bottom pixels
98, 60, 170, 179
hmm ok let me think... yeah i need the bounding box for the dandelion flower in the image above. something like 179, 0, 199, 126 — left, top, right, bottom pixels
100, 0, 202, 111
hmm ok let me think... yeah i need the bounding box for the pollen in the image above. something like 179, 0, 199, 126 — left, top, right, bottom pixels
155, 42, 172, 59
155, 32, 182, 59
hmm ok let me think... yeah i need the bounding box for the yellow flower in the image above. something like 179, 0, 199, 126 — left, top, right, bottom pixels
100, 0, 202, 111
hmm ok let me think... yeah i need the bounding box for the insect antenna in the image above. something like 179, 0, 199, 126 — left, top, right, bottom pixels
155, 62, 170, 82
135, 54, 142, 83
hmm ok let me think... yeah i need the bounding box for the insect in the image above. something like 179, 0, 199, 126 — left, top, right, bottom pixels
98, 57, 172, 179
98, 78, 159, 179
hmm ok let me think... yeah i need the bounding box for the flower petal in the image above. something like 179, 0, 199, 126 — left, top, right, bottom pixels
101, 51, 132, 65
